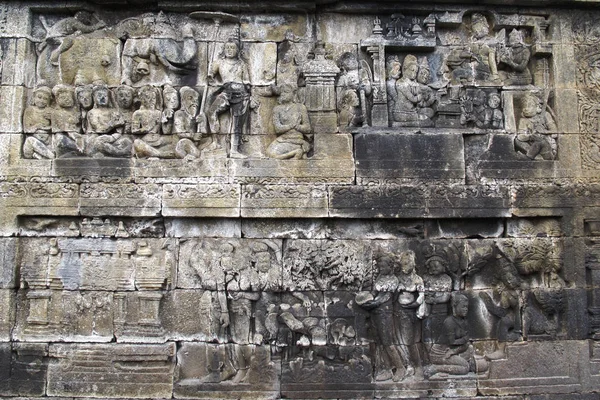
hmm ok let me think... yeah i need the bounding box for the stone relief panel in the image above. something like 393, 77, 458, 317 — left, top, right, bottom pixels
10, 7, 570, 186
0, 2, 595, 399
575, 14, 600, 171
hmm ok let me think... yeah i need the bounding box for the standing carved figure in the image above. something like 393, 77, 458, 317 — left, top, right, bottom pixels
355, 253, 405, 382
386, 56, 402, 126
207, 39, 251, 159
216, 243, 260, 384
336, 52, 372, 127
498, 29, 532, 86
394, 250, 426, 380
446, 13, 500, 85
267, 84, 312, 159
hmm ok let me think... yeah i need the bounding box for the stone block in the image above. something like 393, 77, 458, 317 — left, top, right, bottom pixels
177, 238, 283, 290
426, 219, 505, 239
47, 343, 175, 398
1, 38, 36, 87
426, 185, 511, 218
18, 238, 176, 291
230, 158, 354, 184
478, 340, 587, 395
312, 132, 354, 160
14, 290, 114, 342
133, 158, 230, 181
513, 183, 600, 209
0, 289, 14, 341
175, 342, 279, 399
0, 183, 79, 222
165, 217, 241, 238
79, 183, 161, 216
163, 183, 241, 217
329, 185, 427, 218
0, 85, 25, 133
241, 218, 425, 240
53, 158, 133, 178
0, 238, 17, 288
0, 342, 48, 397
241, 184, 328, 218
354, 133, 465, 183
506, 217, 563, 238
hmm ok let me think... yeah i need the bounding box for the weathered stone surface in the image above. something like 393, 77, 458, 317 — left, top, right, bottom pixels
47, 343, 175, 398
0, 343, 49, 396
0, 3, 598, 399
163, 184, 240, 217
0, 238, 17, 288
0, 289, 14, 341
478, 340, 587, 395
79, 183, 161, 216
165, 217, 241, 238
354, 133, 465, 183
0, 86, 25, 133
1, 39, 36, 87
241, 184, 328, 218
175, 342, 279, 399
18, 238, 176, 291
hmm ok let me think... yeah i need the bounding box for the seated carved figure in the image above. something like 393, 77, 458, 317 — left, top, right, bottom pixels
23, 86, 55, 159
51, 84, 86, 158
114, 85, 135, 134
425, 293, 487, 379
514, 93, 557, 160
173, 86, 204, 160
86, 84, 132, 157
133, 85, 176, 158
391, 54, 434, 127
266, 84, 312, 159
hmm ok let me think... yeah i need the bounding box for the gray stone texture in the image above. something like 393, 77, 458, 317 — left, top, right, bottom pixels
0, 2, 598, 399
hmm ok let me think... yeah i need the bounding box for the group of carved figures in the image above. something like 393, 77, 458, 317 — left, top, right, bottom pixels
24, 9, 314, 160
24, 83, 210, 160
19, 9, 563, 161
179, 240, 565, 383
22, 80, 312, 161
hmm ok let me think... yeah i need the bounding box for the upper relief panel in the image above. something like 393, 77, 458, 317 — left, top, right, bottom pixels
11, 6, 572, 185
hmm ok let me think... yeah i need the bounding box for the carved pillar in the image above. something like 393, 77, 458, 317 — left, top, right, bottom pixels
138, 292, 163, 328
366, 44, 388, 126
302, 41, 340, 134
113, 292, 127, 336
26, 290, 51, 326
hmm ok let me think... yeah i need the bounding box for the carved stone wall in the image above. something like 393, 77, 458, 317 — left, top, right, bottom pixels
0, 1, 598, 398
